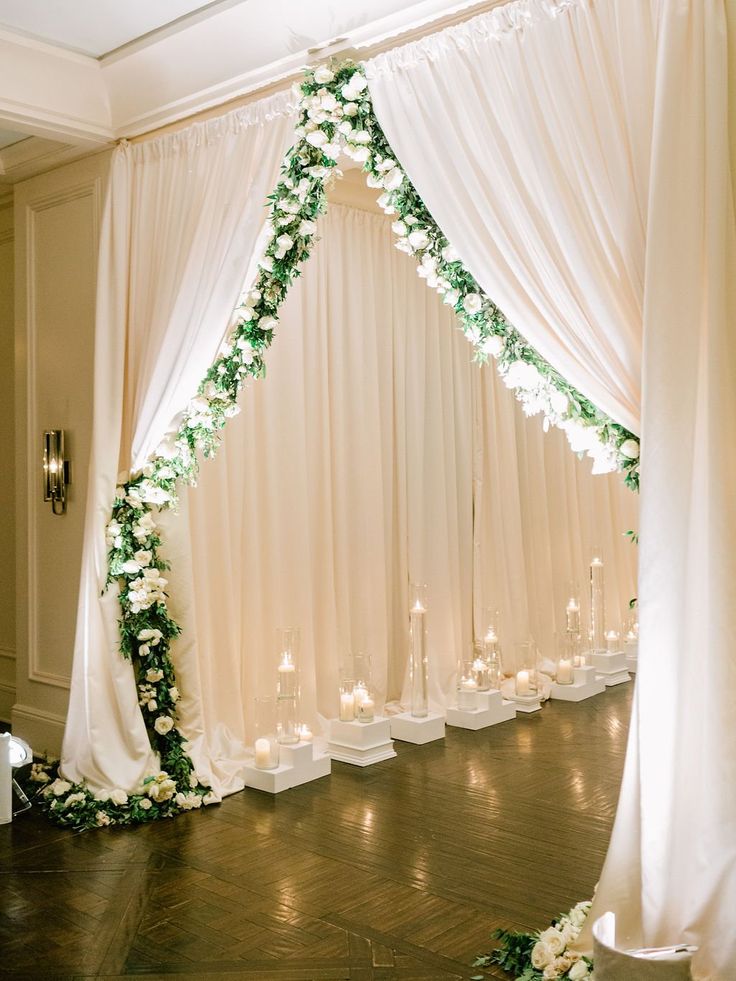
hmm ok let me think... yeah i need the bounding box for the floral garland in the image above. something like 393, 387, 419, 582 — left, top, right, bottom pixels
40, 59, 640, 831
475, 901, 595, 980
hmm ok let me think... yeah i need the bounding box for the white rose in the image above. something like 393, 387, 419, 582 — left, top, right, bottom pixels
442, 244, 460, 263
121, 559, 141, 575
169, 687, 180, 702
260, 316, 278, 332
259, 255, 273, 272
443, 288, 460, 307
306, 129, 328, 148
352, 130, 370, 144
569, 961, 590, 980
531, 942, 554, 969
299, 219, 317, 236
139, 798, 152, 810
349, 73, 367, 93
463, 293, 483, 315
109, 788, 128, 806
345, 145, 369, 163
147, 699, 158, 712
146, 668, 163, 683
137, 628, 162, 643
337, 121, 353, 136
138, 644, 151, 657
343, 101, 358, 116
391, 220, 407, 237
134, 550, 152, 567
481, 335, 504, 358
275, 233, 294, 258
620, 438, 640, 460
539, 928, 566, 956
313, 66, 334, 84
543, 965, 559, 980
52, 779, 72, 797
64, 792, 86, 808
407, 230, 430, 251
154, 716, 175, 735
96, 811, 112, 826
382, 167, 404, 191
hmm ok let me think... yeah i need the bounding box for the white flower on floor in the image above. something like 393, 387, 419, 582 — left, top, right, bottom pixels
146, 773, 177, 802
109, 788, 128, 806
30, 763, 50, 783
531, 941, 554, 969
139, 798, 152, 811
96, 811, 112, 826
51, 779, 72, 797
539, 927, 566, 956
64, 792, 86, 808
569, 960, 590, 979
462, 293, 483, 316
174, 791, 203, 811
154, 716, 175, 735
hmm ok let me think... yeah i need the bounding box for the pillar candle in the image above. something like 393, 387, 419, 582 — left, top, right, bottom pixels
606, 630, 619, 653
566, 599, 581, 634
339, 692, 356, 722
298, 725, 313, 743
516, 670, 531, 696
557, 658, 573, 684
254, 737, 273, 769
357, 697, 374, 722
0, 733, 11, 825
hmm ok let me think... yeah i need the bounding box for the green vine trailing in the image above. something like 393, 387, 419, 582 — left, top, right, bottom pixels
36, 59, 639, 832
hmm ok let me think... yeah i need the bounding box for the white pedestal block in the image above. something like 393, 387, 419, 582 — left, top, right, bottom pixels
625, 640, 638, 673
592, 650, 631, 687
509, 692, 542, 713
242, 740, 331, 794
390, 712, 445, 744
551, 666, 605, 702
328, 717, 397, 767
446, 689, 517, 729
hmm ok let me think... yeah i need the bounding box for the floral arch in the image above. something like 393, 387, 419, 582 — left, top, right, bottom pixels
39, 60, 639, 831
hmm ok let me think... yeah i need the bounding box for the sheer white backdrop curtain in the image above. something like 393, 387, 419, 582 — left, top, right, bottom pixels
61, 92, 298, 793
164, 202, 636, 797
366, 2, 736, 976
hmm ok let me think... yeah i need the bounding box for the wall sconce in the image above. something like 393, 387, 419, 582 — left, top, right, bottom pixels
43, 430, 71, 515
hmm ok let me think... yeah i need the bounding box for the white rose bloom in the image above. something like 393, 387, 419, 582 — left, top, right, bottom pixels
343, 101, 358, 116
134, 550, 152, 567
539, 928, 566, 956
323, 142, 341, 160
620, 438, 640, 460
52, 779, 72, 797
320, 93, 338, 111
96, 811, 112, 826
462, 293, 483, 315
154, 715, 175, 735
109, 788, 128, 806
169, 686, 180, 702
349, 73, 367, 93
306, 129, 328, 147
352, 130, 370, 144
147, 699, 158, 712
569, 961, 590, 980
392, 221, 407, 237
122, 559, 140, 575
549, 389, 569, 416
313, 66, 334, 84
443, 288, 460, 307
260, 316, 278, 332
138, 643, 151, 657
407, 229, 430, 251
139, 798, 152, 810
241, 305, 258, 322
146, 668, 164, 683
442, 244, 460, 263
376, 193, 395, 214
275, 233, 294, 259
504, 360, 542, 391
64, 792, 86, 808
543, 965, 559, 980
345, 145, 369, 163
338, 121, 353, 136
259, 255, 274, 272
531, 941, 554, 970
481, 335, 504, 358
382, 167, 404, 191
299, 219, 317, 236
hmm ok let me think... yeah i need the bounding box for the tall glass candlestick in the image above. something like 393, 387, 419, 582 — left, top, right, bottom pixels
409, 582, 429, 718
276, 626, 300, 744
482, 608, 504, 678
565, 582, 581, 635
589, 551, 606, 652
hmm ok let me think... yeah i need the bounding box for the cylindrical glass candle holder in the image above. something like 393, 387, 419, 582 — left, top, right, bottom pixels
471, 643, 491, 691
623, 613, 638, 648
605, 629, 620, 653
590, 550, 606, 652
457, 659, 478, 710
482, 608, 504, 678
487, 650, 502, 690
339, 680, 356, 721
409, 582, 429, 718
351, 652, 372, 717
514, 641, 538, 697
276, 626, 300, 745
356, 690, 375, 722
569, 631, 587, 668
555, 636, 575, 685
565, 581, 581, 635
253, 696, 279, 770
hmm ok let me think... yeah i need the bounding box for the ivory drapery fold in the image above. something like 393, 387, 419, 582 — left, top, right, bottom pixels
366, 2, 736, 976
61, 92, 298, 793
164, 202, 636, 796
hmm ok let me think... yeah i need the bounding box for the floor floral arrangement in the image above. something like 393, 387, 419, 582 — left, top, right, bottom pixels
474, 902, 595, 980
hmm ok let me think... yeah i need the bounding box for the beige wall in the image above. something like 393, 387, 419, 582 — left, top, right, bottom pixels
12, 150, 110, 754
0, 194, 14, 722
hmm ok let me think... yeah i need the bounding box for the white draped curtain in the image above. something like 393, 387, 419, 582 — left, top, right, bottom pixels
366, 1, 736, 976
62, 91, 298, 793
164, 202, 637, 796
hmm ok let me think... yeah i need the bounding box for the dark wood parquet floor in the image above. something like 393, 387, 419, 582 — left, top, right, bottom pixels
0, 683, 632, 980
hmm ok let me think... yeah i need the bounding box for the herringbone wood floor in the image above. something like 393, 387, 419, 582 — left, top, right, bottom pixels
0, 684, 632, 979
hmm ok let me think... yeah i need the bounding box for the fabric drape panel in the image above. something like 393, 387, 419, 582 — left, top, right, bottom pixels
366, 2, 736, 975
61, 92, 297, 793
365, 0, 649, 434
168, 203, 636, 798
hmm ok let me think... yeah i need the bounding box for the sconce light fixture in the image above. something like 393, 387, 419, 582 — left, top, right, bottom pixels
43, 429, 70, 515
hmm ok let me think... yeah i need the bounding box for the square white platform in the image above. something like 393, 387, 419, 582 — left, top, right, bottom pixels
625, 640, 638, 673
328, 716, 397, 767
390, 712, 445, 744
550, 665, 605, 702
592, 650, 631, 687
446, 689, 517, 729
242, 740, 331, 794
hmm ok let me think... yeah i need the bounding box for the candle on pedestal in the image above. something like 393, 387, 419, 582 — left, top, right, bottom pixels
516, 670, 531, 696
409, 585, 429, 718
557, 658, 573, 684
255, 737, 273, 769
566, 598, 581, 634
298, 724, 313, 742
357, 697, 375, 722
339, 691, 356, 722
606, 630, 620, 653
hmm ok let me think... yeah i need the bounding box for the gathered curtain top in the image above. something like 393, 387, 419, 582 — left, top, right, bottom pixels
121, 86, 299, 161
364, 0, 580, 76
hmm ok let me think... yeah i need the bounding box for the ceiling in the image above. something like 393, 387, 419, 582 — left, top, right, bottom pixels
0, 0, 221, 58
